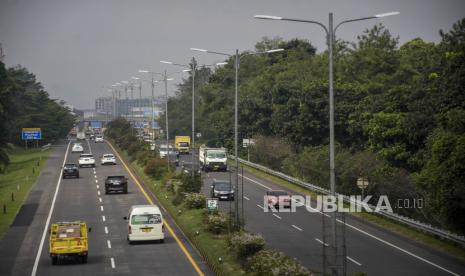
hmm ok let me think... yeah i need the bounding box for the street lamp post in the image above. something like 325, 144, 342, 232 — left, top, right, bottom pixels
254, 11, 399, 276
191, 47, 284, 229
160, 59, 225, 177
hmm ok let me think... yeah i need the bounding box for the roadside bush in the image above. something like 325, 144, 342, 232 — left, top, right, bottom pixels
229, 231, 265, 261
172, 192, 185, 206
179, 171, 202, 193
205, 212, 229, 234
165, 179, 181, 193
247, 249, 311, 276
184, 193, 206, 209
144, 158, 168, 179
136, 150, 151, 166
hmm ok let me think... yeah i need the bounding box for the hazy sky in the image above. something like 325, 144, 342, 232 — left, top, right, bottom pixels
1, 0, 464, 109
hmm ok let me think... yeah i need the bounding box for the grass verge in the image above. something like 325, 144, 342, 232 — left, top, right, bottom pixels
237, 161, 465, 261
0, 147, 51, 239
114, 144, 246, 275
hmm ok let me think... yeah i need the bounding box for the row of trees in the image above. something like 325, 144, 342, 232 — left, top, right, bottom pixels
0, 61, 75, 172
161, 19, 465, 233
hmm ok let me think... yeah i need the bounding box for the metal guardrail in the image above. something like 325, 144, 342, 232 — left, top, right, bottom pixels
232, 156, 465, 247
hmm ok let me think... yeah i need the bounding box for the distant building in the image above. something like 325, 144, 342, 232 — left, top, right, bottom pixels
95, 97, 112, 114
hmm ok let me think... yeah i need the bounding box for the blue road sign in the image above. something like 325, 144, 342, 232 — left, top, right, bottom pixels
22, 128, 42, 140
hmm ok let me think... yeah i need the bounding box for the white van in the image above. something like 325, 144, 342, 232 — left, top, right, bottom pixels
124, 205, 164, 243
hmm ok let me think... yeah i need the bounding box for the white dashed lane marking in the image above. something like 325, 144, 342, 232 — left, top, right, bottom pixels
292, 224, 303, 231
100, 206, 104, 212
315, 238, 328, 246
110, 257, 115, 268
244, 196, 250, 200
107, 240, 112, 249
273, 214, 282, 220
105, 226, 109, 234
99, 197, 102, 203
347, 256, 362, 266
102, 216, 106, 222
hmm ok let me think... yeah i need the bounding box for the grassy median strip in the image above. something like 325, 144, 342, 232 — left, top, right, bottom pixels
113, 146, 246, 276
0, 147, 51, 239
238, 162, 465, 260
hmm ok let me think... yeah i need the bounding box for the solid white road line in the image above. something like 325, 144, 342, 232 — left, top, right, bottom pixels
105, 226, 109, 234
31, 142, 71, 276
239, 174, 271, 190
273, 214, 282, 220
347, 256, 362, 266
315, 238, 328, 247
102, 215, 106, 222
110, 257, 115, 268
99, 197, 102, 203
244, 196, 250, 201
292, 224, 303, 231
107, 240, 112, 249
242, 171, 458, 275
100, 206, 104, 212
256, 204, 264, 210
340, 219, 459, 275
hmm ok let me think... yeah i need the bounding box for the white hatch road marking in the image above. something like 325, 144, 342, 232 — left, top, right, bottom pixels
110, 257, 115, 269
97, 190, 101, 196
105, 226, 109, 234
102, 215, 106, 222
273, 214, 282, 220
292, 225, 303, 231
31, 142, 71, 276
100, 206, 104, 212
241, 172, 459, 275
107, 240, 112, 249
315, 238, 328, 247
99, 197, 102, 203
244, 196, 250, 201
347, 256, 362, 266
256, 204, 264, 210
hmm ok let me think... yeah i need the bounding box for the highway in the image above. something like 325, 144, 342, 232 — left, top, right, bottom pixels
180, 152, 465, 275
0, 140, 210, 276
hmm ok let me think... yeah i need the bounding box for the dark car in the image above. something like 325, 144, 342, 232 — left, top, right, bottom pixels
63, 163, 79, 179
105, 175, 128, 194
211, 180, 234, 201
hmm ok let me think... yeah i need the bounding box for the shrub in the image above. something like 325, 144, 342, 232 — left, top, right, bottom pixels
179, 171, 202, 193
229, 231, 265, 261
172, 192, 185, 206
205, 212, 229, 234
136, 150, 151, 166
247, 250, 311, 276
144, 158, 168, 179
184, 193, 206, 209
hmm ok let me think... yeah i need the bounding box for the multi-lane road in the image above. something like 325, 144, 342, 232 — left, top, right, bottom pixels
179, 153, 465, 275
0, 140, 211, 276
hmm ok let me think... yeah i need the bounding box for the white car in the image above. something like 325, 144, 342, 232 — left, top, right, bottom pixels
78, 153, 95, 167
124, 205, 164, 244
95, 135, 104, 143
72, 143, 84, 153
101, 154, 116, 165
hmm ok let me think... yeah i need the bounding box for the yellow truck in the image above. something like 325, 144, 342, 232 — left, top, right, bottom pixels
175, 136, 191, 154
49, 221, 90, 265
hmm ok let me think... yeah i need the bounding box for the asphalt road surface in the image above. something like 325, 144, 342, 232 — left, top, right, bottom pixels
0, 140, 211, 276
179, 151, 465, 276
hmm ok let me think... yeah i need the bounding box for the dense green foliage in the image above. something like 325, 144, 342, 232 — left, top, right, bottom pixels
163, 19, 465, 233
0, 62, 75, 172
